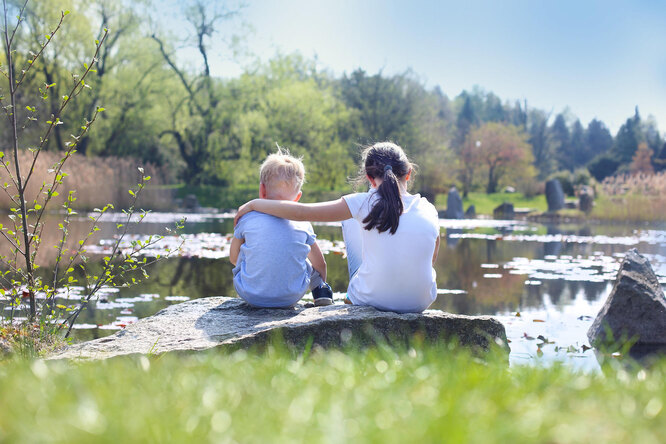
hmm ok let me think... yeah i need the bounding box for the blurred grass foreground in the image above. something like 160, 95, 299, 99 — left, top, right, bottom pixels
1, 343, 664, 443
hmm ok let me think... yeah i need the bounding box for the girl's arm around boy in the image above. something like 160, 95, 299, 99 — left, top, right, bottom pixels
235, 198, 352, 226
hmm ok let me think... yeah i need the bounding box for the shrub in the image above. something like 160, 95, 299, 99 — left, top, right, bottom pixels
588, 154, 620, 181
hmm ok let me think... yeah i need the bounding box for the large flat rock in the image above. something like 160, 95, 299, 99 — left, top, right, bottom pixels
49, 297, 508, 360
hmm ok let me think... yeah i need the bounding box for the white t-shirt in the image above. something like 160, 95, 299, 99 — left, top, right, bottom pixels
342, 190, 439, 313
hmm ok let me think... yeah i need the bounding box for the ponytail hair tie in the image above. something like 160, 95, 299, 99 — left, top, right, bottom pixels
384, 164, 393, 173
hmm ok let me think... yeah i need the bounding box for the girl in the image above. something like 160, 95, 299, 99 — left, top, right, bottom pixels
234, 142, 441, 313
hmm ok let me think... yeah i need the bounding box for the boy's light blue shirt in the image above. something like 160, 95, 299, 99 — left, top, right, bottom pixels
233, 211, 317, 308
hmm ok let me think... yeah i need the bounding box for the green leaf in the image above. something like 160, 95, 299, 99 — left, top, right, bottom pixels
34, 204, 42, 210
128, 190, 135, 197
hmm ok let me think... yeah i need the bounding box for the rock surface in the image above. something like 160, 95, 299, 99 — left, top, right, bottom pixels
493, 202, 514, 219
465, 205, 476, 218
588, 249, 666, 346
445, 187, 464, 219
545, 179, 565, 211
49, 298, 508, 360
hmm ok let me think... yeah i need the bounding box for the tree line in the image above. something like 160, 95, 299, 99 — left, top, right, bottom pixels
3, 0, 664, 199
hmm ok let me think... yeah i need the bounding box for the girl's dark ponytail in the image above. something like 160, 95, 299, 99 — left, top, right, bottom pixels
360, 143, 412, 235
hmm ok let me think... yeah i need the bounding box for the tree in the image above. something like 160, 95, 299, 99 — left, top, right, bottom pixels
630, 142, 654, 175
527, 109, 555, 178
464, 123, 534, 194
8, 0, 153, 157
216, 55, 355, 190
587, 154, 620, 181
654, 142, 666, 172
612, 108, 642, 165
339, 68, 420, 144
507, 99, 528, 129
643, 115, 662, 156
454, 92, 478, 148
551, 113, 572, 171
150, 0, 244, 184
457, 138, 480, 197
584, 119, 613, 162
338, 69, 453, 197
569, 119, 586, 169
482, 92, 505, 123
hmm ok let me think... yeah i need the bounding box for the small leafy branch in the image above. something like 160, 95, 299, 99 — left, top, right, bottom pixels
0, 1, 180, 348
60, 171, 184, 338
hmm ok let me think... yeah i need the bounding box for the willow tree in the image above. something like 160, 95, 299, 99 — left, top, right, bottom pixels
150, 0, 244, 184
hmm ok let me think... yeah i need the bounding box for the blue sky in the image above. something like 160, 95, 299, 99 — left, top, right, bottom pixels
201, 0, 666, 134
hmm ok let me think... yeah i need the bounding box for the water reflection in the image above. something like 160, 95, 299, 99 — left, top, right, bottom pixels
4, 213, 666, 370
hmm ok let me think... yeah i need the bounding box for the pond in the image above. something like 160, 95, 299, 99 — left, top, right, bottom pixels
5, 211, 666, 371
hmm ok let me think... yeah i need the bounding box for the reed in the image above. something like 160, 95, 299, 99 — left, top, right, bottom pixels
599, 172, 666, 197
0, 150, 174, 211
592, 172, 666, 222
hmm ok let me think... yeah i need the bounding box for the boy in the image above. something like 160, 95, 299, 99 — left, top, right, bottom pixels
230, 149, 333, 308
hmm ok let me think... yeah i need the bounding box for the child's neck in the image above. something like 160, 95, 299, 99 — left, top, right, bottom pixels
371, 180, 409, 194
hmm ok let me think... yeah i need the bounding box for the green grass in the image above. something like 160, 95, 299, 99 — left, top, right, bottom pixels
436, 192, 548, 215
1, 344, 664, 443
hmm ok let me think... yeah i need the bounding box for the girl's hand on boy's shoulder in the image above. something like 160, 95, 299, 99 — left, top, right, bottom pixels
234, 199, 256, 226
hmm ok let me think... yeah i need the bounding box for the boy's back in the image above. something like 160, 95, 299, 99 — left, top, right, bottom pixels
232, 211, 317, 307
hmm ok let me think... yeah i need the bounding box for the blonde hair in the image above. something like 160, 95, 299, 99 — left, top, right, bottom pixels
259, 147, 305, 193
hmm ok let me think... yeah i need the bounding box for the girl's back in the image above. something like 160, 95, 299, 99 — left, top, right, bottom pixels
344, 190, 439, 313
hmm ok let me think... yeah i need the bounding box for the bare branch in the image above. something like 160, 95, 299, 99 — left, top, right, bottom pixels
150, 33, 206, 116
7, 0, 28, 50
14, 9, 67, 89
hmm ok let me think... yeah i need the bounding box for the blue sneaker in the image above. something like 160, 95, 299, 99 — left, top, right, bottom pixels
312, 282, 333, 306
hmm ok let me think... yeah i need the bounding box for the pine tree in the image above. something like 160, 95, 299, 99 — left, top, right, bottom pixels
570, 120, 586, 169
455, 93, 478, 149
584, 119, 613, 162
612, 107, 642, 164
551, 113, 572, 171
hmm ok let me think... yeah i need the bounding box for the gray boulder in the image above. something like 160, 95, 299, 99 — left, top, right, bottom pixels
182, 194, 200, 211
49, 297, 508, 360
578, 186, 594, 213
588, 249, 666, 347
545, 179, 565, 212
493, 202, 514, 219
465, 205, 476, 218
445, 187, 464, 219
